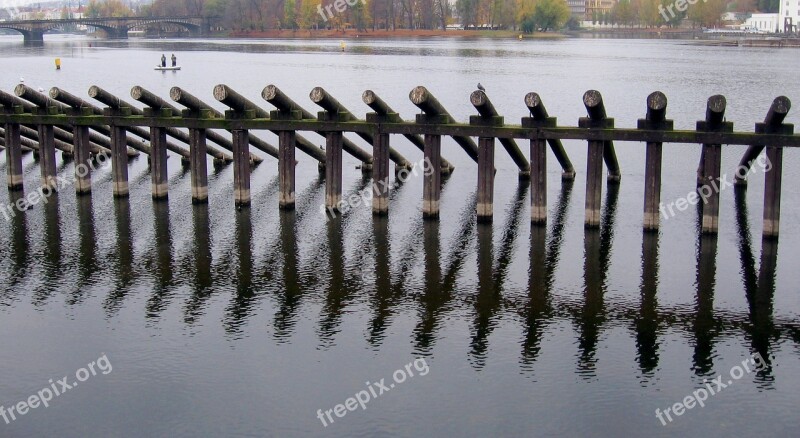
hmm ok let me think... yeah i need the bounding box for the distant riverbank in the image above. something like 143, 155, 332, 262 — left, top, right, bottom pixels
227, 28, 566, 39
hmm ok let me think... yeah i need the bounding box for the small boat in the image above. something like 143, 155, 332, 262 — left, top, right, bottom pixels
155, 65, 181, 71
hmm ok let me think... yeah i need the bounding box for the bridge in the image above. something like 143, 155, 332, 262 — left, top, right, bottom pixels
0, 16, 207, 42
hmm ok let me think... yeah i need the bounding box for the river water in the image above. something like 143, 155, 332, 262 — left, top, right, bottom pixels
0, 34, 798, 437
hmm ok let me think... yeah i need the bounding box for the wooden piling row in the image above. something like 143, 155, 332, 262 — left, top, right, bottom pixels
0, 84, 794, 242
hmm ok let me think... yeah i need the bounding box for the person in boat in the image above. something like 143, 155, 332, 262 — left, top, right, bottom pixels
161, 54, 166, 67
171, 54, 177, 67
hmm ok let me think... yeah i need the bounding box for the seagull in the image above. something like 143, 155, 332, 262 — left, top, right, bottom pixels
38, 87, 44, 93
19, 77, 24, 83
477, 83, 485, 92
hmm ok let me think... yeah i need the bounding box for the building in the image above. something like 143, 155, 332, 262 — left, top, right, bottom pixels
567, 0, 585, 18
780, 0, 800, 32
745, 13, 779, 32
585, 0, 615, 21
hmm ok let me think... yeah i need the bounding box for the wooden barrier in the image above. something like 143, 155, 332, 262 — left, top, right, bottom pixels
0, 84, 795, 241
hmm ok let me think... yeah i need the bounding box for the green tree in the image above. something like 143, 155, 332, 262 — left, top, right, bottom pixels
532, 0, 570, 31
284, 0, 297, 29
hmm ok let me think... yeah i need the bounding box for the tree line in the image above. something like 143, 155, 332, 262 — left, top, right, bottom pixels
81, 0, 781, 31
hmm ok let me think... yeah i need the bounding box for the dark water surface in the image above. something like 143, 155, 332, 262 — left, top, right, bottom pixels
0, 35, 799, 437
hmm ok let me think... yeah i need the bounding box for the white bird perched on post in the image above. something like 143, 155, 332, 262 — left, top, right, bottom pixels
477, 83, 485, 92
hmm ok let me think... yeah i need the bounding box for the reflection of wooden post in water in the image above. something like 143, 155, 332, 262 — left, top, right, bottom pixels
693, 234, 718, 375
318, 217, 346, 343
270, 210, 302, 339
75, 194, 96, 287
470, 223, 496, 365
192, 203, 212, 289
696, 95, 731, 234
8, 191, 28, 285
235, 208, 253, 292
579, 228, 603, 373
638, 92, 672, 230
367, 215, 393, 345
523, 220, 548, 363
636, 231, 660, 374
35, 194, 62, 305
152, 200, 173, 286
752, 237, 778, 375
523, 180, 573, 364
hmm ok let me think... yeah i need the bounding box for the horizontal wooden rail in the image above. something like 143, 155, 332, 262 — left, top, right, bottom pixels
2, 114, 798, 147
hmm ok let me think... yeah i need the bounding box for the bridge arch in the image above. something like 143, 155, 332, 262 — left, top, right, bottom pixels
125, 19, 203, 35
0, 25, 44, 42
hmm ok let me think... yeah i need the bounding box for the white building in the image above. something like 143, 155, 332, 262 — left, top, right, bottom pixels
745, 13, 779, 32
780, 0, 800, 32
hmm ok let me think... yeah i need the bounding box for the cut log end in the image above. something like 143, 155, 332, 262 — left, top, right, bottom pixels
647, 91, 668, 111
169, 87, 182, 102
212, 84, 228, 102
13, 84, 26, 97
470, 90, 488, 107
309, 87, 325, 103
524, 92, 542, 109
261, 85, 278, 101
583, 90, 603, 109
409, 86, 429, 105
772, 96, 791, 115
130, 86, 144, 100
707, 95, 726, 114
49, 87, 61, 99
362, 90, 376, 105
87, 85, 101, 98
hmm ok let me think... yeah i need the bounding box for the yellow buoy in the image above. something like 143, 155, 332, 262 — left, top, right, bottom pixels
340, 41, 346, 51
518, 34, 523, 40
55, 58, 61, 70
